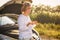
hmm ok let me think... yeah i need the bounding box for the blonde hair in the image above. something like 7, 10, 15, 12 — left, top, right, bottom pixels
21, 3, 31, 12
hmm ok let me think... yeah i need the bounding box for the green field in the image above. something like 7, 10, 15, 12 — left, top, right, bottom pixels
34, 23, 60, 39
30, 5, 60, 39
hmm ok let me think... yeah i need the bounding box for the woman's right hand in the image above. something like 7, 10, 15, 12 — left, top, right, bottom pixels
27, 21, 38, 26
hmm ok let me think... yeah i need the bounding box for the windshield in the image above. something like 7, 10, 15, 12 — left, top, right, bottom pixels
0, 16, 15, 26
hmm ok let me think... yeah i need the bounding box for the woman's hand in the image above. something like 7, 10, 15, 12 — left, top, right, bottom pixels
32, 21, 38, 24
27, 21, 38, 26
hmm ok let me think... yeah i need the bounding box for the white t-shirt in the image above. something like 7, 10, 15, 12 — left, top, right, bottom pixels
18, 14, 36, 38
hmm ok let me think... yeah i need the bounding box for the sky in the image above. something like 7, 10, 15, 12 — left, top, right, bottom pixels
0, 0, 11, 7
32, 0, 60, 7
0, 0, 60, 7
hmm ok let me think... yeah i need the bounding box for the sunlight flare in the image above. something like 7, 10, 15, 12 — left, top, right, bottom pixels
32, 0, 60, 7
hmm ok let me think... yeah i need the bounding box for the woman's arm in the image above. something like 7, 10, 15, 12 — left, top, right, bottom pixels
27, 21, 38, 26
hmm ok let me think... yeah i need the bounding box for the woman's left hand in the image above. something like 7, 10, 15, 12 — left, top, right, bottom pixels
32, 21, 38, 24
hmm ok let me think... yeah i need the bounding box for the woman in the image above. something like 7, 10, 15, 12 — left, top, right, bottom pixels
18, 3, 37, 40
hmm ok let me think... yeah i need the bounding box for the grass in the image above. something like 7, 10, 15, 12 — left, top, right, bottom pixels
30, 8, 60, 39
34, 23, 60, 39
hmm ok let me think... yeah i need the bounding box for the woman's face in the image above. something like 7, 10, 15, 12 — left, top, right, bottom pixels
24, 6, 31, 15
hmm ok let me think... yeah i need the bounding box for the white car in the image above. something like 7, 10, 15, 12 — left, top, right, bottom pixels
0, 16, 41, 40
0, 1, 41, 40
